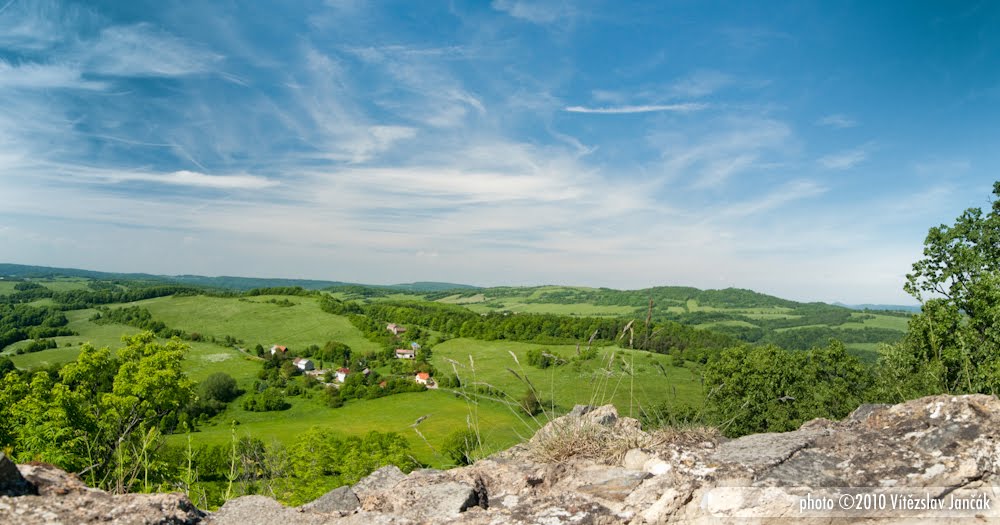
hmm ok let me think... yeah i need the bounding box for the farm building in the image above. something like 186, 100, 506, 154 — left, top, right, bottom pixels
395, 348, 415, 359
386, 323, 407, 335
334, 367, 350, 383
293, 357, 314, 371
415, 372, 431, 385
270, 345, 288, 356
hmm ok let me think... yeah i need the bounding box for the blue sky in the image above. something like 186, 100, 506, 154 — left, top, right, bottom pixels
1, 0, 999, 303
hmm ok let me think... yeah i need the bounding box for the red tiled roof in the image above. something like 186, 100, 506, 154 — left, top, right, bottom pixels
416, 372, 430, 380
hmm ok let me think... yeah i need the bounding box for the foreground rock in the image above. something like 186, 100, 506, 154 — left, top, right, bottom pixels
0, 454, 203, 524
5, 395, 1000, 524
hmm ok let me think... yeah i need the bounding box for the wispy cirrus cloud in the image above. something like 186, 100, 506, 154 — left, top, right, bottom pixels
0, 61, 105, 90
653, 116, 794, 188
564, 103, 708, 114
818, 144, 872, 170
491, 0, 573, 24
719, 179, 827, 218
101, 170, 279, 190
84, 24, 222, 77
817, 113, 858, 129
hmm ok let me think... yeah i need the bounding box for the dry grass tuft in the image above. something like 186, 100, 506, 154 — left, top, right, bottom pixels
529, 418, 653, 465
649, 425, 722, 448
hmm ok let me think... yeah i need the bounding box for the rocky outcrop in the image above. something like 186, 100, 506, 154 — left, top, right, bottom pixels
0, 453, 204, 524
3, 395, 1000, 524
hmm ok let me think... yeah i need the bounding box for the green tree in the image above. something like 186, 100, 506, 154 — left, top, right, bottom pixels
905, 181, 1000, 324
2, 332, 193, 490
199, 372, 241, 403
0, 356, 15, 378
442, 428, 479, 466
704, 341, 870, 437
886, 181, 1000, 396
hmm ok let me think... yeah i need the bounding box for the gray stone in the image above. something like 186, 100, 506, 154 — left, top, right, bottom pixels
353, 465, 407, 499
845, 403, 890, 424
209, 495, 326, 525
582, 404, 619, 426
0, 453, 35, 497
711, 429, 826, 471
622, 448, 654, 470
575, 466, 650, 502
363, 480, 481, 521
1, 490, 203, 524
301, 485, 360, 514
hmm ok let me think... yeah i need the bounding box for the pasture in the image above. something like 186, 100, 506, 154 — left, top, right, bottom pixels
430, 338, 705, 417
133, 294, 383, 354
171, 389, 529, 468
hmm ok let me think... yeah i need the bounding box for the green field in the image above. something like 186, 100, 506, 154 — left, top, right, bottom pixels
430, 338, 703, 417
3, 308, 143, 365
840, 313, 911, 331
461, 301, 637, 317
172, 390, 527, 467
134, 295, 382, 354
37, 277, 93, 292
0, 277, 93, 296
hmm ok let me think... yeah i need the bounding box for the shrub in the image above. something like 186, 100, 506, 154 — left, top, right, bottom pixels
242, 387, 290, 412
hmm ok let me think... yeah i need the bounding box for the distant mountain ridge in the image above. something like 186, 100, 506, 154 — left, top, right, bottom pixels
834, 302, 921, 313
0, 262, 906, 308
0, 263, 475, 292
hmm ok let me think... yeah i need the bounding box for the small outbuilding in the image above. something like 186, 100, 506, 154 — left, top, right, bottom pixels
293, 357, 315, 371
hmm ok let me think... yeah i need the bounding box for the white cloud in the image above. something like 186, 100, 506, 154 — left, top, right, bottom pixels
564, 103, 708, 114
0, 0, 96, 51
818, 145, 870, 170
323, 126, 418, 163
817, 114, 857, 129
86, 24, 221, 77
670, 70, 734, 98
0, 61, 105, 90
491, 0, 570, 24
70, 169, 279, 190
719, 179, 827, 218
655, 117, 794, 188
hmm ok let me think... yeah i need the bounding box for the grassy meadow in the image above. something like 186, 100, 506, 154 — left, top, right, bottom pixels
168, 390, 528, 467
135, 294, 382, 354
430, 338, 704, 415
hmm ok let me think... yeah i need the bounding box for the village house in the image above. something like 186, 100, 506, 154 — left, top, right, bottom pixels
394, 348, 415, 359
292, 357, 314, 371
334, 367, 350, 383
386, 323, 407, 335
270, 345, 288, 356
415, 372, 431, 385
